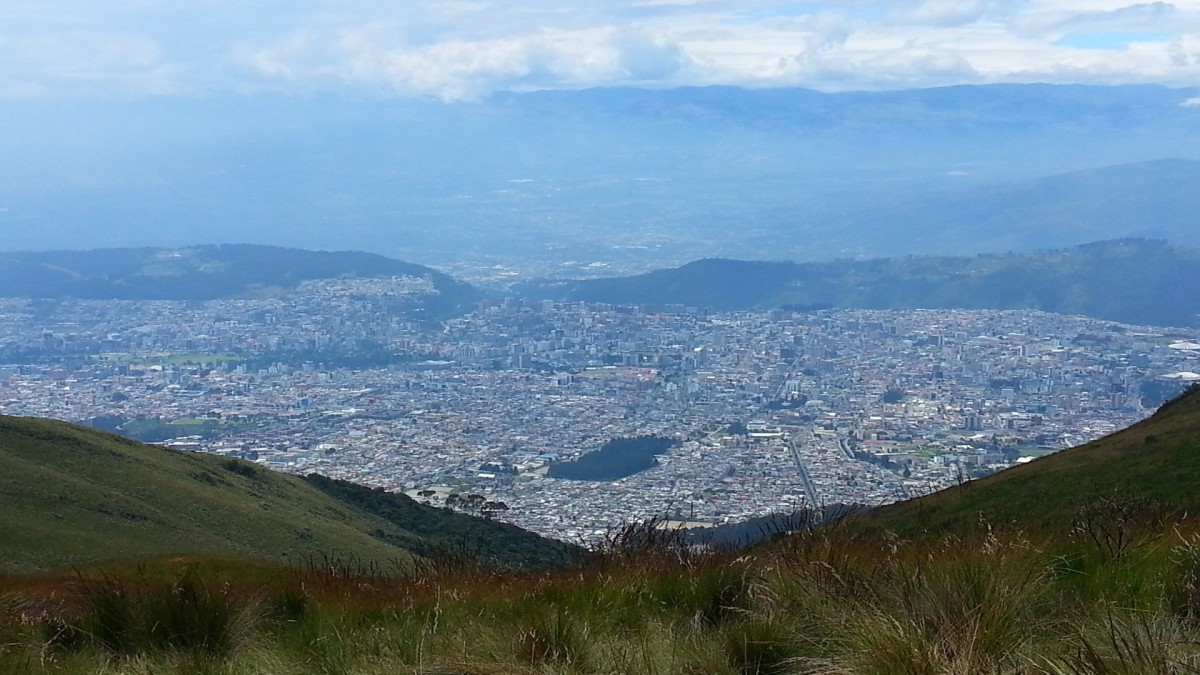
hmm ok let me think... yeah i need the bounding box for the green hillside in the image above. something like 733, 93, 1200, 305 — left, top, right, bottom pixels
0, 415, 577, 573
861, 385, 1200, 536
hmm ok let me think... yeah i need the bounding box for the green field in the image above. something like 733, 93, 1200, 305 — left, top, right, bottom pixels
94, 352, 245, 367
116, 416, 259, 443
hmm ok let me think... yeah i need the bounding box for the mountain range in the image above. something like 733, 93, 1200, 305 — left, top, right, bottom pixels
526, 238, 1200, 327
5, 239, 1199, 329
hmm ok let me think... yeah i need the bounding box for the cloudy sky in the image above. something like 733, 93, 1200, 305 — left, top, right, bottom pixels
2, 0, 1199, 100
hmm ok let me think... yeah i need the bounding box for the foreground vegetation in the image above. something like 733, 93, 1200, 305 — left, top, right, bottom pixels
5, 383, 1200, 673
4, 506, 1200, 674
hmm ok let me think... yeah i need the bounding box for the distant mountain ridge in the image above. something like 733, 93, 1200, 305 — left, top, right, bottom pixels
828, 158, 1200, 256
523, 239, 1200, 327
0, 415, 577, 573
0, 244, 479, 313
496, 83, 1199, 134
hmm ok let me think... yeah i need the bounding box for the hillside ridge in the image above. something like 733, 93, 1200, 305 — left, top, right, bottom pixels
857, 385, 1200, 535
524, 238, 1200, 327
0, 244, 480, 313
0, 414, 577, 573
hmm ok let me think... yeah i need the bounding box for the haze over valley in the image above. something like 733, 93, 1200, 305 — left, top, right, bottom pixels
4, 85, 1200, 281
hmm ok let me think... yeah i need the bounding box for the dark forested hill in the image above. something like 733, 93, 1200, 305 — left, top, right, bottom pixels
524, 239, 1200, 327
0, 244, 479, 315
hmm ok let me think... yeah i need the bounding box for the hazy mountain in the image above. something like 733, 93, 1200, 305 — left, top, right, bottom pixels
499, 84, 1198, 138
822, 158, 1200, 257
2, 85, 1197, 268
0, 244, 479, 314
523, 239, 1200, 327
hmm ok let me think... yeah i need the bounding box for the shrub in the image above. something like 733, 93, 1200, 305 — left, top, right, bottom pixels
54, 569, 244, 658
143, 570, 238, 655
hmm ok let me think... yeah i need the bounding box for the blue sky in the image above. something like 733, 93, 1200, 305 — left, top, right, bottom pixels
1, 1, 1198, 100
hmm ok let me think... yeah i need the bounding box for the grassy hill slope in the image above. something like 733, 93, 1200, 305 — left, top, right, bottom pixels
861, 386, 1200, 536
0, 415, 576, 573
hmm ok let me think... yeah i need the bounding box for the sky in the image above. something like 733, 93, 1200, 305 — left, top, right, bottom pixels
1, 1, 1199, 101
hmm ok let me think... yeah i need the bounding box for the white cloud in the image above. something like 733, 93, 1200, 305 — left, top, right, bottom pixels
900, 0, 1003, 27
776, 38, 981, 90
611, 28, 691, 81
233, 25, 692, 100
4, 1, 1200, 99
1013, 1, 1196, 38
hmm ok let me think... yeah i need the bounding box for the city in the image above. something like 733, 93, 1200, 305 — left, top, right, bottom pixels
2, 276, 1197, 543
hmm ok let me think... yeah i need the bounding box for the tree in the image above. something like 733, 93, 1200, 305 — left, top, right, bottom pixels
482, 500, 509, 519
463, 494, 486, 513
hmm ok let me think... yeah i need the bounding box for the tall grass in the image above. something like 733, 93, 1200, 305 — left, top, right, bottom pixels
45, 568, 246, 658
4, 514, 1200, 673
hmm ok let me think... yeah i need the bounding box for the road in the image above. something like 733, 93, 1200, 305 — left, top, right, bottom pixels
785, 434, 819, 507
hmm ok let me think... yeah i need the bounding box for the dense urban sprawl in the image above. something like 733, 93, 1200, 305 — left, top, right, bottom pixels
1, 276, 1198, 542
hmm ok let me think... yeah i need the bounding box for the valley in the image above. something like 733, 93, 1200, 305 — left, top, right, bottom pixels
2, 259, 1196, 542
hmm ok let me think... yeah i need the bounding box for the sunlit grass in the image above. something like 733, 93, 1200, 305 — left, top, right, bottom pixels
4, 511, 1200, 674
